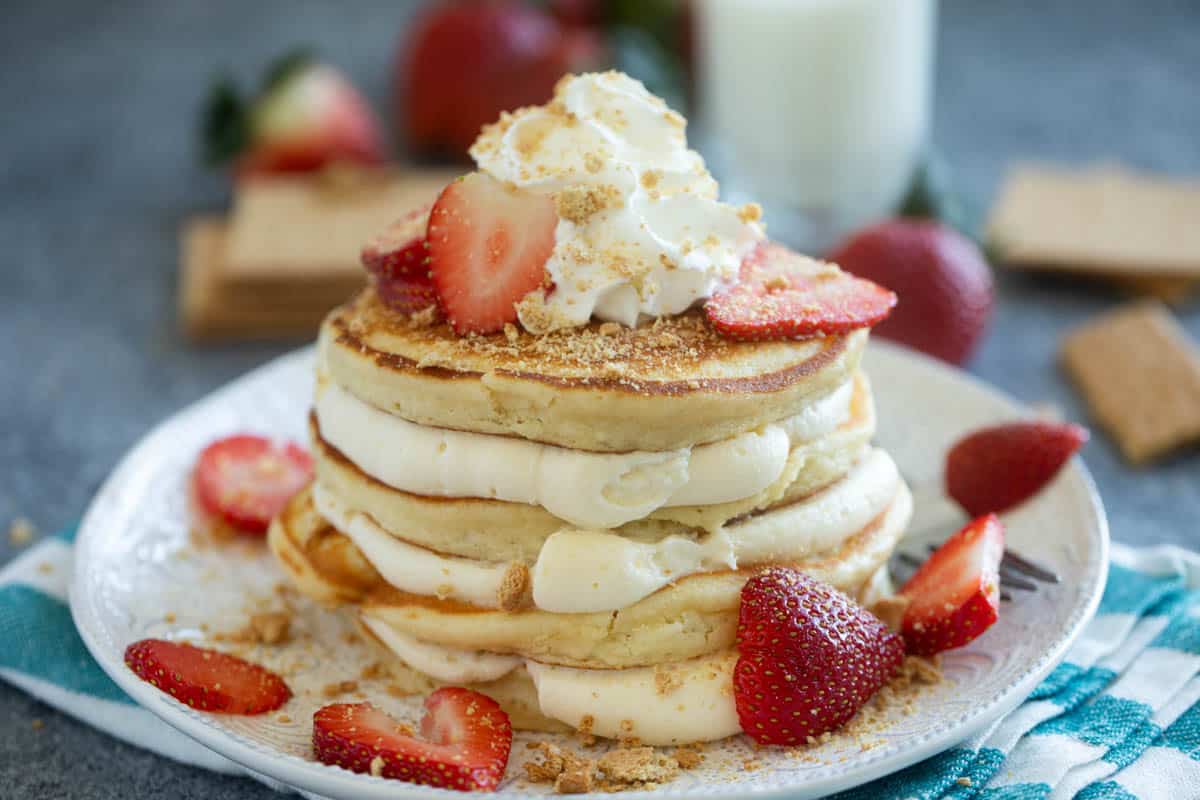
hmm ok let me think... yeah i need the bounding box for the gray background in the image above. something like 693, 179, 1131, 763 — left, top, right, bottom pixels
2, 0, 1198, 795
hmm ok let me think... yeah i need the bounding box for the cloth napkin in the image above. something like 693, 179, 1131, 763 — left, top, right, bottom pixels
4, 528, 1200, 799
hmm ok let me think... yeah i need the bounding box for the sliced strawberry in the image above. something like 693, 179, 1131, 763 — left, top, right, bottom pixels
706, 243, 897, 342
313, 689, 512, 792
733, 568, 904, 745
945, 421, 1089, 517
899, 514, 1005, 656
374, 276, 440, 316
124, 639, 291, 714
193, 435, 313, 535
427, 172, 556, 335
362, 206, 432, 281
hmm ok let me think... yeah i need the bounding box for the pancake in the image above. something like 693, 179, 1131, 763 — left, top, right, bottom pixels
320, 287, 867, 452
310, 371, 876, 563
269, 480, 912, 669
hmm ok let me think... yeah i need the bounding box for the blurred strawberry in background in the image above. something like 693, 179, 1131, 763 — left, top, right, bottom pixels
829, 219, 994, 366
203, 51, 385, 179
398, 0, 694, 158
400, 1, 605, 158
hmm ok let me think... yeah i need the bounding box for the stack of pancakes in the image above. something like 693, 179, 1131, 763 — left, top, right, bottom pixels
270, 287, 912, 745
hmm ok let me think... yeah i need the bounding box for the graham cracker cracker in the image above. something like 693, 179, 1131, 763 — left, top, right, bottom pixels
988, 164, 1200, 280
179, 217, 339, 341
1060, 301, 1200, 464
224, 166, 457, 291
1109, 274, 1197, 307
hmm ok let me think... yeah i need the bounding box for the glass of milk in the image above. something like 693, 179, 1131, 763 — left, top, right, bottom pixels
696, 0, 938, 253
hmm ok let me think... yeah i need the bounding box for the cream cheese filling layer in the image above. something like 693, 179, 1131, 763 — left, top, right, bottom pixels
314, 378, 853, 530
356, 614, 741, 746
313, 448, 900, 614
359, 616, 523, 685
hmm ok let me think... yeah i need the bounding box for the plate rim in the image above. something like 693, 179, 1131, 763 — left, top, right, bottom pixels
69, 340, 1110, 800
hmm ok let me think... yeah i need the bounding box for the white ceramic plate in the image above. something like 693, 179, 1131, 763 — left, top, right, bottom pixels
71, 341, 1107, 799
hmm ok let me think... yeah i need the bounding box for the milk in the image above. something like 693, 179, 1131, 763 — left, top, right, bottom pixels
696, 0, 937, 252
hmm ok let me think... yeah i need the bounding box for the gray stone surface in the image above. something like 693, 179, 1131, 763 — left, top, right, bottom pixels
1, 0, 1197, 796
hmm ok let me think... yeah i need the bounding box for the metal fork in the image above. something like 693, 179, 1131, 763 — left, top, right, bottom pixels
889, 524, 1060, 602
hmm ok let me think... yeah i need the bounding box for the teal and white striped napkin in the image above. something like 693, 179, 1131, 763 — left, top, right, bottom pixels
4, 528, 1199, 799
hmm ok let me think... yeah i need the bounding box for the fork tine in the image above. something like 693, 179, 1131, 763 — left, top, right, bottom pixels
1001, 590, 1013, 602
1001, 550, 1060, 583
1000, 573, 1038, 592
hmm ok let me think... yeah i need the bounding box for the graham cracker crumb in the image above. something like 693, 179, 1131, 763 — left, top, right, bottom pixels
764, 274, 789, 291
276, 713, 292, 723
322, 680, 359, 698
598, 747, 679, 785
869, 595, 910, 634
31, 718, 44, 730
503, 323, 520, 343
556, 762, 595, 794
370, 755, 385, 777
673, 747, 703, 769
386, 684, 418, 698
406, 305, 439, 329
525, 742, 597, 793
654, 664, 684, 696
360, 661, 387, 681
249, 612, 291, 644
738, 202, 763, 224
163, 612, 177, 624
7, 517, 35, 547
957, 777, 973, 787
497, 562, 531, 611
555, 184, 621, 225
36, 562, 53, 574
220, 611, 292, 645
577, 714, 597, 747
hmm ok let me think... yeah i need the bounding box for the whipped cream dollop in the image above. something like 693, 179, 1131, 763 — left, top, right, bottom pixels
315, 378, 852, 530
469, 71, 765, 332
312, 448, 900, 614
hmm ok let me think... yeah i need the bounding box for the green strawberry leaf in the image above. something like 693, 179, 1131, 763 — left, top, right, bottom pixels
200, 76, 248, 166
261, 47, 316, 94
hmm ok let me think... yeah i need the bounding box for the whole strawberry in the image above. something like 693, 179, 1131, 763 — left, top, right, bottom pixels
203, 51, 385, 178
828, 220, 993, 365
946, 421, 1089, 517
400, 1, 603, 157
734, 568, 904, 745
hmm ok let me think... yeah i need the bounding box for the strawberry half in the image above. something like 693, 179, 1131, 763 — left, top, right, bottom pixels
706, 243, 897, 342
899, 514, 1005, 656
733, 568, 904, 745
362, 206, 432, 281
125, 639, 291, 715
202, 50, 384, 179
193, 435, 313, 535
427, 172, 556, 335
313, 690, 512, 792
945, 421, 1089, 517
